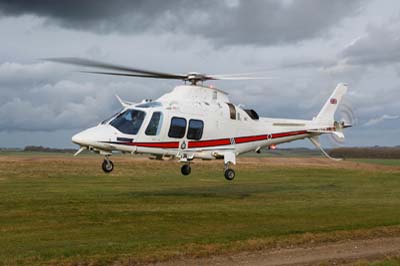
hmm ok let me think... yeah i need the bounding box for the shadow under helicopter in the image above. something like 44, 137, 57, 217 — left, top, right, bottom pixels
123, 183, 339, 199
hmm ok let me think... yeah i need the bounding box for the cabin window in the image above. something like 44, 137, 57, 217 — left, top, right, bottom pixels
145, 112, 163, 136
110, 109, 145, 135
187, 119, 204, 140
226, 103, 236, 119
244, 109, 259, 120
168, 117, 187, 138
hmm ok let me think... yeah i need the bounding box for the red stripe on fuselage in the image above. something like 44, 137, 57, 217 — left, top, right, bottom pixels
272, 130, 307, 139
135, 142, 180, 148
188, 130, 308, 148
188, 138, 231, 148
107, 130, 309, 149
234, 134, 268, 144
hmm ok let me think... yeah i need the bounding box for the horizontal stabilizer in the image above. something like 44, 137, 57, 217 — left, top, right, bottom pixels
307, 129, 345, 140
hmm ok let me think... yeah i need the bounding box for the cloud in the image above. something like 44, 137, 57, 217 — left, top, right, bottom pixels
340, 24, 400, 66
0, 62, 166, 132
0, 81, 113, 131
364, 114, 399, 127
0, 0, 364, 46
0, 61, 65, 88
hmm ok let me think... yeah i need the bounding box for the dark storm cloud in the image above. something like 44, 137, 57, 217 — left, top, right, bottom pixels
0, 0, 363, 46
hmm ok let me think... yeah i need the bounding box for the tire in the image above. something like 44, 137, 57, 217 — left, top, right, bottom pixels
102, 159, 114, 173
181, 164, 191, 176
224, 168, 235, 181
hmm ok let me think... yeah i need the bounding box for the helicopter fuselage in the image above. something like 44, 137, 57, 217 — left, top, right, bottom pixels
72, 84, 343, 167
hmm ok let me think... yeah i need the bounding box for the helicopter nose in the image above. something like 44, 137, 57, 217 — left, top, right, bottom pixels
72, 125, 114, 148
72, 131, 89, 146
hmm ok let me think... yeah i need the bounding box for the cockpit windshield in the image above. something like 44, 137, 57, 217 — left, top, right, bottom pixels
110, 109, 145, 135
101, 109, 124, 125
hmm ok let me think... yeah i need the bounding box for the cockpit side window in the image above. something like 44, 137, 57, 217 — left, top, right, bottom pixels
145, 112, 163, 136
110, 109, 145, 135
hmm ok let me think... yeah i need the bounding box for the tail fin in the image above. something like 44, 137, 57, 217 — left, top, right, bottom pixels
315, 83, 348, 124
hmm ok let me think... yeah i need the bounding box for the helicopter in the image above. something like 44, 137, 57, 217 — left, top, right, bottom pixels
47, 58, 351, 181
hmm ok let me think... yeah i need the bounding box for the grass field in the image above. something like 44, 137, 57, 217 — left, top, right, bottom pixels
1, 154, 400, 265
351, 158, 400, 166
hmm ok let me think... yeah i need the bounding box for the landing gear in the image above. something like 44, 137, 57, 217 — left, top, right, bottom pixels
102, 157, 114, 173
222, 151, 236, 181
224, 168, 235, 181
223, 161, 235, 181
181, 164, 191, 176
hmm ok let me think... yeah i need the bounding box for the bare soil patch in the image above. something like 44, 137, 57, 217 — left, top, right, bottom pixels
150, 237, 400, 266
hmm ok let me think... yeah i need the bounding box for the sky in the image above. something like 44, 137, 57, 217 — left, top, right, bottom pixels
0, 0, 399, 148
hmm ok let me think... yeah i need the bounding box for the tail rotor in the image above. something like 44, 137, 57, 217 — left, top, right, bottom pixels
328, 102, 356, 146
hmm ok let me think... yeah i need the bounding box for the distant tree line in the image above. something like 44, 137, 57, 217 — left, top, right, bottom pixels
23, 146, 76, 153
18, 145, 400, 159
329, 147, 400, 159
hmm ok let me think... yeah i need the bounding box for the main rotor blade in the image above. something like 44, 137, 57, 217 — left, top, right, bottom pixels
45, 57, 278, 84
210, 76, 278, 80
211, 70, 273, 77
45, 57, 186, 79
79, 71, 184, 79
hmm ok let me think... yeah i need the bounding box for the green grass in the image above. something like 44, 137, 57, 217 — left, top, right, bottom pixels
373, 258, 400, 266
1, 155, 400, 265
354, 257, 400, 266
351, 158, 400, 166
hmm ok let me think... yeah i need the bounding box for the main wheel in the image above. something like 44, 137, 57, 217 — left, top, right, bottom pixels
224, 168, 235, 181
102, 159, 114, 173
181, 164, 191, 176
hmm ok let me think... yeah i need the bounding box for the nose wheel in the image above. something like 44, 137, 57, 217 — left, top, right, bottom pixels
102, 157, 114, 173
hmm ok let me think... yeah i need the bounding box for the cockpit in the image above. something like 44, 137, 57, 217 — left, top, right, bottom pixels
102, 102, 164, 136
109, 109, 146, 135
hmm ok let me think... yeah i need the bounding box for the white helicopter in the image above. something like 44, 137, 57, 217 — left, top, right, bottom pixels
48, 58, 351, 181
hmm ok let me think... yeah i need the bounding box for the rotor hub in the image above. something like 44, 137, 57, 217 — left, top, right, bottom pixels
185, 72, 210, 85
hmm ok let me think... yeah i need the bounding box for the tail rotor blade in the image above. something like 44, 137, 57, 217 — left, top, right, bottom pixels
328, 102, 357, 147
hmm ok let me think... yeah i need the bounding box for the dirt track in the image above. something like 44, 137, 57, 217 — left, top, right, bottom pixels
150, 237, 400, 266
